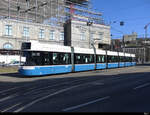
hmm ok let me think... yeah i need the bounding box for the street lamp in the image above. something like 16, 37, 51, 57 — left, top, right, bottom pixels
87, 21, 93, 49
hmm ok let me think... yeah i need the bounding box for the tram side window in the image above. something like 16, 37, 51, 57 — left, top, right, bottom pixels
107, 56, 118, 63
115, 56, 119, 62
83, 54, 94, 64
44, 52, 53, 65
75, 54, 82, 64
53, 53, 71, 65
97, 55, 106, 63
120, 56, 124, 62
32, 52, 44, 65
101, 56, 105, 63
59, 53, 71, 65
107, 56, 111, 63
24, 51, 42, 66
111, 56, 115, 63
53, 53, 59, 65
125, 57, 132, 62
129, 57, 132, 62
74, 54, 94, 64
132, 57, 136, 62
124, 57, 130, 62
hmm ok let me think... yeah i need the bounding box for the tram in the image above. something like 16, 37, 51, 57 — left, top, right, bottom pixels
18, 40, 136, 76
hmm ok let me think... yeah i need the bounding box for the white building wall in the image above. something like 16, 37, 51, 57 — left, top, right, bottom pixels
71, 20, 111, 49
0, 19, 64, 50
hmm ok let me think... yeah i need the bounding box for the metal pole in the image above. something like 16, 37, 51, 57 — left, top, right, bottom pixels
123, 35, 125, 67
71, 46, 75, 72
89, 24, 91, 48
35, 0, 38, 22
8, 0, 10, 19
144, 47, 146, 64
26, 0, 29, 41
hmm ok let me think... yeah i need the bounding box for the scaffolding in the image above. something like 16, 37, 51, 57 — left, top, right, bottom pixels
0, 0, 104, 26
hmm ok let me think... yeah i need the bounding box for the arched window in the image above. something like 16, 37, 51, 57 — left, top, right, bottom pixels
3, 43, 13, 49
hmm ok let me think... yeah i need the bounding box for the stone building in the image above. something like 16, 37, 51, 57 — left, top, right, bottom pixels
0, 19, 64, 50
123, 32, 137, 43
64, 18, 111, 49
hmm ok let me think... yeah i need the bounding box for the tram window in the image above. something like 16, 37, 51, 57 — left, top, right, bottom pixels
32, 52, 40, 56
23, 51, 42, 66
120, 56, 124, 62
89, 55, 94, 63
102, 56, 105, 63
107, 56, 111, 63
75, 54, 82, 64
97, 55, 105, 63
112, 56, 115, 62
115, 56, 119, 62
132, 57, 136, 62
44, 52, 53, 65
59, 53, 71, 65
97, 55, 101, 63
124, 57, 130, 62
107, 56, 118, 63
75, 54, 94, 64
53, 53, 59, 65
32, 52, 44, 65
129, 57, 132, 62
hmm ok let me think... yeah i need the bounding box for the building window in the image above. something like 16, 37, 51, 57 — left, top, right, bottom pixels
5, 25, 12, 36
3, 43, 13, 49
50, 30, 55, 40
80, 32, 86, 40
39, 29, 45, 39
60, 32, 64, 40
23, 27, 29, 37
99, 33, 103, 40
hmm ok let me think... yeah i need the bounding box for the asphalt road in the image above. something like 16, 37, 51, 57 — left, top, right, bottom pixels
0, 65, 150, 112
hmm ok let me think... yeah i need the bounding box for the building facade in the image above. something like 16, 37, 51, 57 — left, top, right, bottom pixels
0, 19, 64, 50
64, 19, 111, 49
123, 32, 137, 43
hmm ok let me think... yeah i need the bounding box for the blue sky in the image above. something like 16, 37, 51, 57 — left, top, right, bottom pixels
91, 0, 150, 39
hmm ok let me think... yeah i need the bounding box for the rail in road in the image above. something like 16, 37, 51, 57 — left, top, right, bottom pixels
0, 65, 150, 112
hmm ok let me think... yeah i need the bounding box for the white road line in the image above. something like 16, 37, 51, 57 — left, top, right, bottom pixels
0, 87, 18, 94
1, 103, 21, 112
134, 83, 150, 90
0, 94, 17, 103
63, 96, 110, 112
23, 78, 90, 96
14, 84, 83, 112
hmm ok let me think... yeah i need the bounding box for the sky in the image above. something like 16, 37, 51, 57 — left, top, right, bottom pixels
91, 0, 150, 39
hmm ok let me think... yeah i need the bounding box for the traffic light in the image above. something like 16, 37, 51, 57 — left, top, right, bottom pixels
120, 21, 124, 26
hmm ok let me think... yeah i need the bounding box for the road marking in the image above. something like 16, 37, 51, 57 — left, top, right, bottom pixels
23, 78, 91, 96
89, 82, 104, 86
1, 103, 21, 112
62, 96, 110, 112
14, 84, 83, 112
0, 87, 18, 94
0, 94, 17, 102
134, 83, 150, 90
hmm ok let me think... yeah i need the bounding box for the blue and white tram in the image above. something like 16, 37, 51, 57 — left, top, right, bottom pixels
118, 52, 125, 68
19, 41, 136, 76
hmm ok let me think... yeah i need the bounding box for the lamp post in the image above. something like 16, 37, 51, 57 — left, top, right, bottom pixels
87, 21, 93, 49
144, 23, 150, 64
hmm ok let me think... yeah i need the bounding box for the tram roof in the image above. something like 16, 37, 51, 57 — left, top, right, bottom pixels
25, 40, 135, 57
30, 40, 71, 53
107, 51, 118, 56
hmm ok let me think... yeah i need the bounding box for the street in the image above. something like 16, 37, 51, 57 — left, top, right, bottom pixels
0, 65, 150, 112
